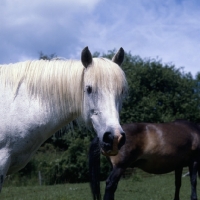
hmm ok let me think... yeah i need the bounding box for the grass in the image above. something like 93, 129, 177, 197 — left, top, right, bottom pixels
115, 174, 191, 200
1, 172, 199, 200
1, 183, 90, 200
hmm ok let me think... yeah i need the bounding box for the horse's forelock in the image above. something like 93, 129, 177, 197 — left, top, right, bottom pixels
85, 58, 127, 96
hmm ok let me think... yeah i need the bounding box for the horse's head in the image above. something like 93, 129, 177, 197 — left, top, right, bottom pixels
81, 47, 127, 156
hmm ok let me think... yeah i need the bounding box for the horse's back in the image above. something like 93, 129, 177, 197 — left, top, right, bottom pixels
110, 121, 200, 173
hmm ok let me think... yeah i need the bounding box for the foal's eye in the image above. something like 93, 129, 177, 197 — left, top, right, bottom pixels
86, 86, 92, 94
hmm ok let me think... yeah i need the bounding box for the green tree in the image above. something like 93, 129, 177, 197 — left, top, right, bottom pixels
39, 52, 57, 60
101, 49, 200, 123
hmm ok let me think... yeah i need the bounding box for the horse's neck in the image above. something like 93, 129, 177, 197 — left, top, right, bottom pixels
25, 96, 81, 141
0, 81, 80, 142
36, 108, 78, 142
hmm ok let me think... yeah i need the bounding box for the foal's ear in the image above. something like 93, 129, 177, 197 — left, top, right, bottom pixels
112, 47, 124, 66
81, 46, 93, 68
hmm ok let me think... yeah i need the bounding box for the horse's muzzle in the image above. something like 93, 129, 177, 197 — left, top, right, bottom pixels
101, 129, 126, 156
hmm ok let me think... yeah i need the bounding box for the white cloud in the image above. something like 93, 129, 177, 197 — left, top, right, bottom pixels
0, 0, 199, 76
0, 0, 102, 63
78, 0, 200, 76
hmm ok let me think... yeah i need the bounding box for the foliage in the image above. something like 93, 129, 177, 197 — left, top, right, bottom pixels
121, 54, 200, 123
39, 52, 57, 60
40, 137, 91, 184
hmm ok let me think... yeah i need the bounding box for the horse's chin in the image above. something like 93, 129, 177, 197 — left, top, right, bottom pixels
101, 149, 118, 157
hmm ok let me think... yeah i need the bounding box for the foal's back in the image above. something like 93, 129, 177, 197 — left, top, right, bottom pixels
110, 121, 200, 174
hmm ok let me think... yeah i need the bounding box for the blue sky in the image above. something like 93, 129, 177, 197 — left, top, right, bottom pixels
0, 0, 200, 77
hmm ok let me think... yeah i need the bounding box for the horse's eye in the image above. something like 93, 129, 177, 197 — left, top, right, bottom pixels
86, 86, 92, 94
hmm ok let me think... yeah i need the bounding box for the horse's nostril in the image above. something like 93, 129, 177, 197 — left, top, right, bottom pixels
102, 130, 126, 154
118, 132, 126, 150
103, 132, 113, 144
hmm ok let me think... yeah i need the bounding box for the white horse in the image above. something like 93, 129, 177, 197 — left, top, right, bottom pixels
0, 47, 127, 191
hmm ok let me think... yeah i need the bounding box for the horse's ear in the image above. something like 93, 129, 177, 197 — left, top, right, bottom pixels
81, 46, 93, 68
112, 47, 124, 66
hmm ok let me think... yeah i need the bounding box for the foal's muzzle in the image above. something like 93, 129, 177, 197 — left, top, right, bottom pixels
101, 129, 126, 156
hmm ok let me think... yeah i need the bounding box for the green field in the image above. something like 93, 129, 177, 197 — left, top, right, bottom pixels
1, 172, 199, 200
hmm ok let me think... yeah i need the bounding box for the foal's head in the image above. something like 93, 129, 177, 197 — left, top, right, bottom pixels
81, 47, 127, 156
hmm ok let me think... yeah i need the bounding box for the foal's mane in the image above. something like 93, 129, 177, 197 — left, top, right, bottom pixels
0, 58, 127, 119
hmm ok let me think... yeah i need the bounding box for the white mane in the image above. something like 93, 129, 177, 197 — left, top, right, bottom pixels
0, 58, 127, 120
